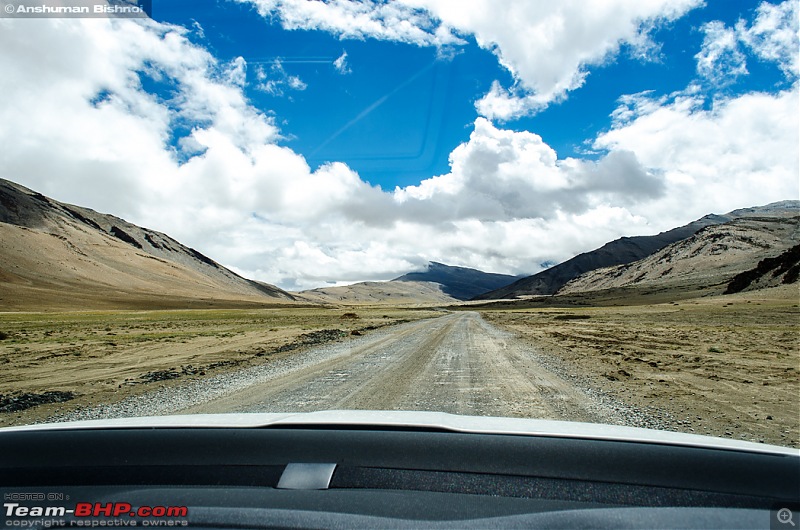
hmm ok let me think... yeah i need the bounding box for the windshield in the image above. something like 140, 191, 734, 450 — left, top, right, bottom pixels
0, 0, 797, 449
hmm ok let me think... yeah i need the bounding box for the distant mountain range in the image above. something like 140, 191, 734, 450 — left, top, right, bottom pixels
296, 262, 521, 304
0, 178, 293, 310
3, 177, 797, 310
296, 280, 458, 305
476, 201, 799, 301
559, 215, 799, 295
392, 261, 522, 300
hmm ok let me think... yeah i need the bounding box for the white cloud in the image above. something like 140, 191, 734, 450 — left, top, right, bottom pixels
594, 84, 799, 222
226, 56, 248, 87
287, 75, 307, 90
739, 0, 799, 77
333, 49, 351, 74
414, 0, 703, 119
392, 118, 664, 223
0, 10, 797, 292
236, 0, 464, 46
190, 20, 206, 40
255, 58, 307, 95
215, 78, 795, 288
696, 21, 748, 83
237, 0, 702, 119
0, 16, 276, 213
473, 82, 546, 123
0, 20, 657, 289
696, 0, 799, 84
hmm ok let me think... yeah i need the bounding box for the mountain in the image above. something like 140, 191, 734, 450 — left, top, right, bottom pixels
475, 201, 800, 300
559, 215, 799, 295
296, 280, 458, 306
295, 261, 518, 305
0, 178, 294, 310
724, 243, 800, 294
392, 261, 521, 300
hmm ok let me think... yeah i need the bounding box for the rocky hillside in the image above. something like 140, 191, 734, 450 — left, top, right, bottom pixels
296, 280, 457, 306
0, 178, 293, 309
559, 216, 799, 295
393, 262, 520, 300
476, 201, 799, 300
724, 243, 800, 294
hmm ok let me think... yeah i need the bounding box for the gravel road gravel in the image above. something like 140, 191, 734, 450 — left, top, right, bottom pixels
53, 312, 661, 428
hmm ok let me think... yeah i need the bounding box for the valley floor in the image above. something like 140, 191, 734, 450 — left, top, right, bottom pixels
0, 287, 797, 448
0, 307, 440, 426
481, 285, 799, 447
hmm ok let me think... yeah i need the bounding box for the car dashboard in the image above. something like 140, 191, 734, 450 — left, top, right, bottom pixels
0, 413, 798, 529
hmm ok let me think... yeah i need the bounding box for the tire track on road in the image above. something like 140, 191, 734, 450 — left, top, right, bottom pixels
182, 312, 623, 423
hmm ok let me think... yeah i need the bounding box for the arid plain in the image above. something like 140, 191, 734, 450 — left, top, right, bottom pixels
480, 285, 799, 447
0, 307, 442, 425
1, 285, 796, 448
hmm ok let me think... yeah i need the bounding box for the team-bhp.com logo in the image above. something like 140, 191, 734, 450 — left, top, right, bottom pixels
4, 502, 188, 527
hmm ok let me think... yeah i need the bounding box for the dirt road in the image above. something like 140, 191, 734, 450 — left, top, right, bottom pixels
181, 312, 623, 423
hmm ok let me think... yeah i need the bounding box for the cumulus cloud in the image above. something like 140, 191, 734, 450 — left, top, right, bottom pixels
473, 82, 548, 123
391, 118, 663, 224
0, 17, 660, 289
416, 0, 703, 119
0, 5, 797, 291
696, 0, 799, 84
0, 16, 277, 214
696, 21, 749, 83
740, 0, 799, 77
595, 84, 799, 222
237, 0, 702, 119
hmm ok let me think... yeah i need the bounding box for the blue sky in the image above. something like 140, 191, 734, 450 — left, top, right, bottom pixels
149, 0, 789, 189
0, 0, 797, 289
154, 0, 515, 187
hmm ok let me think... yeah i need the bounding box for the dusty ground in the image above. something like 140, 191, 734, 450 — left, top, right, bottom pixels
0, 307, 441, 426
1, 287, 797, 449
178, 312, 621, 424
479, 285, 800, 448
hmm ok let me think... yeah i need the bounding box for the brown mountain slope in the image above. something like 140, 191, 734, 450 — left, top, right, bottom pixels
724, 243, 800, 294
476, 200, 800, 300
0, 179, 294, 310
296, 280, 457, 306
558, 216, 799, 295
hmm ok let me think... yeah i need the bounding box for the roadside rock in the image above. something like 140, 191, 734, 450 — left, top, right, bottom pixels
0, 391, 76, 413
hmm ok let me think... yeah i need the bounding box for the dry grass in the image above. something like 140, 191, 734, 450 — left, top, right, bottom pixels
0, 307, 440, 426
481, 286, 800, 447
